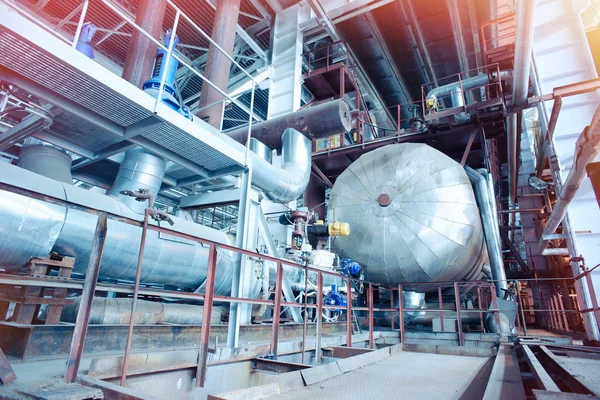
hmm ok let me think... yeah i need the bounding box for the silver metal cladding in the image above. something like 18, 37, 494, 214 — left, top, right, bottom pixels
327, 143, 487, 289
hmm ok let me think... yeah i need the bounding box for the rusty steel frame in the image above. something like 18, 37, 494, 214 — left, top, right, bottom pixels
64, 213, 108, 383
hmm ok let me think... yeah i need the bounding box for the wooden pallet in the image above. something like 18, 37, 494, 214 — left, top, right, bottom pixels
0, 255, 75, 324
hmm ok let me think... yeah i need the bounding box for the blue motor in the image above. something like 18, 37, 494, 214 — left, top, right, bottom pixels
75, 23, 97, 59
324, 284, 347, 307
340, 258, 361, 277
142, 30, 191, 119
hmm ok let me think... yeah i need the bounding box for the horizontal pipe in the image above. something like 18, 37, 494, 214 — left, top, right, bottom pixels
226, 99, 352, 150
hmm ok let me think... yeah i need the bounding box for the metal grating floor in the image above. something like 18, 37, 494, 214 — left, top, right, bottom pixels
269, 351, 493, 400
0, 4, 246, 178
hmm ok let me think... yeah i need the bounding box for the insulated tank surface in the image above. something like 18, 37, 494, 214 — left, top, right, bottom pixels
327, 143, 486, 287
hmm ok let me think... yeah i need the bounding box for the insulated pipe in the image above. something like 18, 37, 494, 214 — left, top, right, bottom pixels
109, 148, 166, 214
540, 106, 600, 248
17, 138, 73, 184
425, 72, 513, 104
196, 0, 242, 129
55, 297, 225, 325
508, 0, 536, 221
466, 166, 508, 297
244, 128, 311, 203
226, 99, 352, 150
219, 128, 311, 203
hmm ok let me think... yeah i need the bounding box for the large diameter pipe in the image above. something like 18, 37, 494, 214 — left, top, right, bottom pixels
226, 99, 352, 150
540, 106, 600, 247
466, 166, 508, 297
121, 0, 167, 89
57, 297, 224, 325
508, 0, 536, 219
247, 128, 311, 203
0, 161, 245, 295
196, 0, 241, 129
220, 128, 312, 203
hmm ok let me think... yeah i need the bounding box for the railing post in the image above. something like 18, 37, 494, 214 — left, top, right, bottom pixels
196, 243, 217, 387
154, 9, 181, 113
477, 287, 484, 332
491, 284, 501, 332
454, 282, 464, 346
71, 0, 89, 48
346, 276, 352, 347
301, 263, 308, 364
368, 283, 374, 349
315, 272, 323, 362
584, 272, 600, 335
397, 105, 401, 136
271, 262, 283, 356
516, 280, 528, 336
438, 286, 444, 332
120, 210, 150, 386
398, 284, 404, 350
64, 213, 108, 383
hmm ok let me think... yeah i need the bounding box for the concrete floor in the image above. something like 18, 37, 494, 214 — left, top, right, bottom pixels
268, 351, 494, 400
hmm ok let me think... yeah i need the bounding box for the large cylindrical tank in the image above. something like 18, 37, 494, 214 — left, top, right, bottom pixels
0, 161, 248, 296
327, 143, 487, 288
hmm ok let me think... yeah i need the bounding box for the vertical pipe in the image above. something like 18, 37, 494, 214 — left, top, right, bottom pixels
121, 0, 167, 89
271, 262, 283, 356
368, 283, 374, 349
398, 284, 405, 350
196, 0, 242, 129
64, 213, 108, 383
196, 244, 217, 387
516, 281, 528, 336
120, 210, 149, 387
438, 286, 444, 332
454, 282, 464, 346
346, 277, 352, 347
301, 263, 308, 364
315, 272, 323, 363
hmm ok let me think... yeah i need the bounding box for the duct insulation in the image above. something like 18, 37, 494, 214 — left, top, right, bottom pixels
328, 143, 487, 290
54, 297, 224, 325
0, 160, 260, 296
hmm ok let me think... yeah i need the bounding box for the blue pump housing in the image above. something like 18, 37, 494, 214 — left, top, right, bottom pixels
324, 284, 347, 307
75, 23, 97, 59
142, 30, 191, 119
340, 258, 361, 277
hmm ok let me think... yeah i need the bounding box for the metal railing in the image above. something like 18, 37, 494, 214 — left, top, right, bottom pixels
6, 0, 260, 159
479, 12, 516, 65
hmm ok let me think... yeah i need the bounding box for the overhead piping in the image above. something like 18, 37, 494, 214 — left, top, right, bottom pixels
539, 105, 600, 251
507, 0, 536, 225
466, 166, 508, 297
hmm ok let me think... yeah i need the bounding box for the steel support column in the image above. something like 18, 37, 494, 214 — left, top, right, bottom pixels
197, 0, 242, 129
121, 0, 167, 88
64, 213, 108, 383
227, 168, 252, 347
